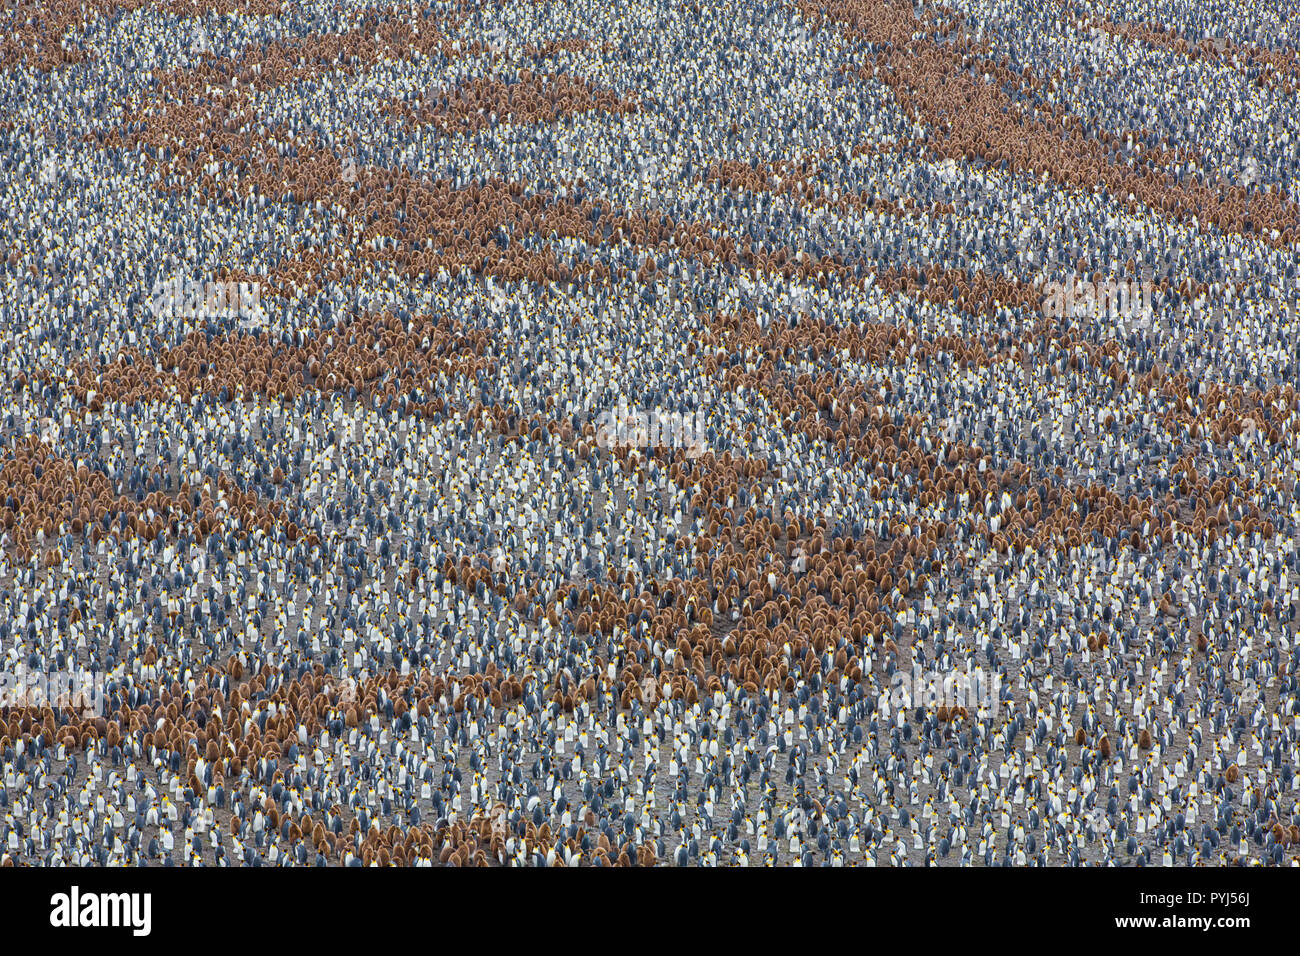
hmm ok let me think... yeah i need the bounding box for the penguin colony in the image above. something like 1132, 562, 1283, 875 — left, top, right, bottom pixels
1, 0, 1300, 867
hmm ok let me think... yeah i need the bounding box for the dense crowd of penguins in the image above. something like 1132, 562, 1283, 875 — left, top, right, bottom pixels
0, 0, 1299, 866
